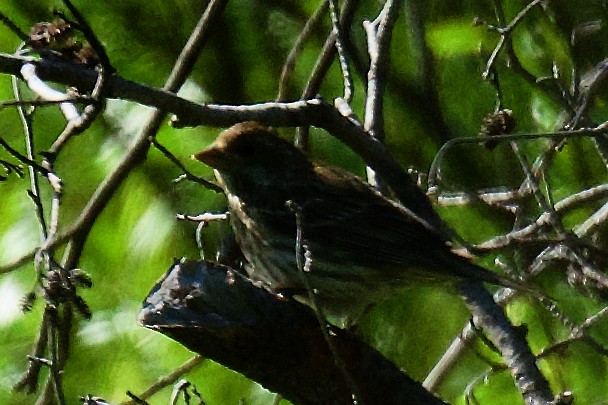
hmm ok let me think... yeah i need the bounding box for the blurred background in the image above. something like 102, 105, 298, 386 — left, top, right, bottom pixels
1, 1, 608, 404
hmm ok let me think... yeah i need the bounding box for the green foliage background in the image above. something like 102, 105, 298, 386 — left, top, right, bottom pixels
0, 1, 608, 404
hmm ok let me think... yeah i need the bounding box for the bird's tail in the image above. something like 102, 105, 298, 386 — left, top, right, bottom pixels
463, 259, 546, 299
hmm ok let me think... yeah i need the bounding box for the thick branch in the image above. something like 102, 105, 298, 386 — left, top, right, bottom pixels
139, 259, 447, 405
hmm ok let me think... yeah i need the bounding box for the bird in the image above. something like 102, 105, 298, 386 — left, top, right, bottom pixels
194, 122, 525, 322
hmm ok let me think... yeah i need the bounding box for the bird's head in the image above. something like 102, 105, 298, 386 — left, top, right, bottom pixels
194, 122, 312, 177
194, 122, 314, 197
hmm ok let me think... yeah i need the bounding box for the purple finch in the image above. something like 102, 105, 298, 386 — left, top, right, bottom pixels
194, 122, 517, 320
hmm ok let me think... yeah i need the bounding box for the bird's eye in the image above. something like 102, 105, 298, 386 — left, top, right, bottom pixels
231, 140, 256, 158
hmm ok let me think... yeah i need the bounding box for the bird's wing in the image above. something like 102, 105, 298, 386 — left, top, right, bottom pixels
298, 164, 455, 276
295, 164, 509, 285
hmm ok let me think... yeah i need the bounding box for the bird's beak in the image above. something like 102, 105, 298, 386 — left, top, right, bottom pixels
193, 146, 231, 170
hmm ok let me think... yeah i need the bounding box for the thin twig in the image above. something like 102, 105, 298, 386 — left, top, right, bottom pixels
29, 2, 229, 402
362, 0, 401, 190
423, 321, 477, 391
149, 137, 222, 192
510, 140, 566, 234
60, 0, 115, 73
176, 212, 228, 222
327, 0, 353, 103
47, 310, 66, 405
287, 201, 362, 405
0, 11, 28, 41
483, 0, 544, 79
58, 0, 229, 271
14, 312, 50, 394
0, 138, 49, 176
574, 200, 608, 237
122, 356, 204, 405
482, 0, 571, 113
276, 0, 329, 102
0, 97, 88, 109
427, 124, 608, 189
295, 0, 359, 150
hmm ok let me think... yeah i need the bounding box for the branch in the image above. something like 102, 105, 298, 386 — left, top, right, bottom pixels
362, 0, 401, 189
456, 281, 554, 405
139, 259, 447, 405
0, 51, 443, 232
